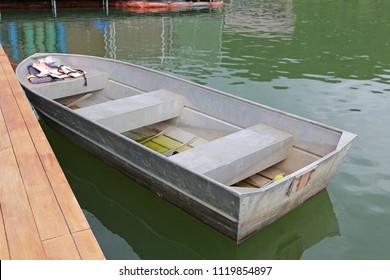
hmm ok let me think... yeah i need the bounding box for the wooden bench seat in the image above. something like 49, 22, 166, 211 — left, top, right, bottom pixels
75, 89, 185, 133
169, 123, 293, 185
30, 70, 109, 100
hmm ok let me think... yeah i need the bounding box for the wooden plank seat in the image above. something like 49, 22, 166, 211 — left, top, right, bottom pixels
169, 123, 293, 185
75, 89, 185, 133
28, 69, 109, 100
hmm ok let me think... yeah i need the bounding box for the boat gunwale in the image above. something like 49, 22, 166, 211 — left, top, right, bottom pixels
18, 52, 351, 136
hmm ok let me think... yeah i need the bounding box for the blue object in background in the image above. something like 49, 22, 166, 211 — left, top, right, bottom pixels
7, 22, 20, 61
56, 22, 67, 53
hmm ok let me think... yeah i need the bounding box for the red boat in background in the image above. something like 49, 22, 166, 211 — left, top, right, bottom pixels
0, 0, 222, 12
113, 0, 223, 9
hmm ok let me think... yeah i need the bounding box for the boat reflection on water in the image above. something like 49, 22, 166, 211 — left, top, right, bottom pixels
41, 121, 339, 260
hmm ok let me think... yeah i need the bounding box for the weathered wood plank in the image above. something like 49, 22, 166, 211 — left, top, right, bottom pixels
0, 206, 11, 260
2, 55, 91, 233
73, 230, 105, 260
0, 45, 104, 259
0, 63, 14, 97
0, 110, 46, 260
42, 235, 81, 260
0, 94, 70, 241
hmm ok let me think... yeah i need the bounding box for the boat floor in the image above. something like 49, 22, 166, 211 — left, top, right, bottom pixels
56, 92, 112, 109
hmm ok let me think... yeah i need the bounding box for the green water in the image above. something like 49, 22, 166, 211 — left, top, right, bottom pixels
1, 0, 389, 259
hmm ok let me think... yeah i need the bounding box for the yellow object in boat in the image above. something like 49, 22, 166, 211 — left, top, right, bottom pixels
274, 174, 284, 180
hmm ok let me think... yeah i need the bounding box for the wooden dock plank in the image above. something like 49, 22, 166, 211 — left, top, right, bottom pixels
1, 54, 91, 234
0, 110, 46, 260
0, 94, 70, 241
0, 61, 14, 97
0, 108, 11, 261
42, 235, 82, 260
73, 229, 105, 260
0, 206, 11, 260
0, 45, 104, 259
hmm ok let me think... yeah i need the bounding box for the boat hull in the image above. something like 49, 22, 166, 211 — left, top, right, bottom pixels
27, 91, 241, 239
17, 53, 356, 242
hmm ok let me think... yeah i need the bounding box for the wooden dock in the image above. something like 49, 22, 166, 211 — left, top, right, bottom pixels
0, 45, 105, 260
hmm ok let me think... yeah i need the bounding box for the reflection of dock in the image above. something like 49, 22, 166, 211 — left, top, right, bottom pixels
0, 45, 104, 259
1, 9, 224, 70
1, 18, 67, 62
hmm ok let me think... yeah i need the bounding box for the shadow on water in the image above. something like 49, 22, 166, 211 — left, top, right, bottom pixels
41, 120, 339, 260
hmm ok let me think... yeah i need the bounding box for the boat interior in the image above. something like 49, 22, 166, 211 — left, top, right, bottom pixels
28, 68, 341, 189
